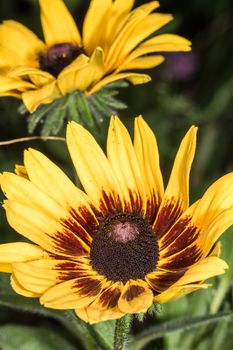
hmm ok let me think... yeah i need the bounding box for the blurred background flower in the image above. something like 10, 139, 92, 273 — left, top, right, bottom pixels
0, 1, 233, 350
0, 0, 190, 136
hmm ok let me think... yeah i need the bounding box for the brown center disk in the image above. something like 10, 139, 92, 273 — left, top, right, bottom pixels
90, 213, 159, 283
39, 42, 85, 77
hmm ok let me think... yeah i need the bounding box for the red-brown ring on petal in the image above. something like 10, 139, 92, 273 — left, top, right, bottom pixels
122, 284, 145, 302
145, 189, 160, 225
159, 216, 194, 250
99, 286, 122, 308
159, 244, 202, 270
153, 198, 183, 240
99, 191, 123, 217
72, 277, 103, 297
61, 207, 98, 245
146, 270, 186, 293
160, 222, 199, 258
61, 218, 92, 246
123, 190, 144, 216
90, 212, 159, 283
38, 43, 86, 77
53, 229, 89, 257
70, 207, 98, 238
55, 260, 93, 281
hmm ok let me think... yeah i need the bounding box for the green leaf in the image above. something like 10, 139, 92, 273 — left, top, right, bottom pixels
93, 320, 116, 350
89, 95, 113, 118
211, 317, 229, 350
0, 324, 77, 350
98, 89, 119, 98
105, 80, 129, 89
76, 92, 95, 128
41, 98, 68, 136
18, 104, 27, 115
21, 79, 129, 136
51, 99, 68, 135
0, 295, 100, 350
129, 312, 233, 350
68, 93, 81, 123
95, 94, 127, 111
27, 103, 53, 134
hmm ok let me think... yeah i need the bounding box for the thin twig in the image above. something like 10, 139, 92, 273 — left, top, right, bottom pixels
0, 136, 66, 146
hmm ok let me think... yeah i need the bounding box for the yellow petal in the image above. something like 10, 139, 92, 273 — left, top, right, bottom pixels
174, 256, 228, 287
0, 263, 12, 273
0, 46, 24, 68
0, 242, 45, 272
210, 242, 222, 257
148, 255, 227, 295
1, 172, 69, 220
0, 75, 35, 93
22, 80, 59, 112
76, 306, 124, 324
83, 0, 112, 53
0, 20, 45, 65
88, 72, 151, 95
141, 34, 192, 52
118, 279, 153, 313
105, 2, 160, 70
8, 66, 54, 87
58, 48, 105, 94
0, 91, 21, 98
1, 171, 93, 250
100, 0, 135, 53
134, 116, 164, 220
40, 275, 105, 309
117, 34, 191, 71
190, 173, 233, 254
39, 0, 81, 46
3, 200, 89, 258
23, 148, 96, 220
107, 116, 146, 213
153, 127, 197, 241
113, 14, 173, 69
12, 259, 59, 294
14, 165, 28, 179
12, 258, 95, 296
66, 121, 124, 211
154, 283, 209, 304
57, 54, 89, 94
0, 242, 45, 274
75, 282, 124, 324
117, 55, 164, 71
11, 275, 41, 297
165, 126, 197, 210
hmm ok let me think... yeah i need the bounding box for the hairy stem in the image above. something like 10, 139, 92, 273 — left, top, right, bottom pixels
113, 315, 132, 350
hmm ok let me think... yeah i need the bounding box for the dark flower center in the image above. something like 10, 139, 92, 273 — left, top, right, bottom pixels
38, 43, 85, 77
90, 213, 159, 283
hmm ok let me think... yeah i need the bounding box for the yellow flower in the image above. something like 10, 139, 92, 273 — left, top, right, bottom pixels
1, 117, 232, 324
0, 0, 191, 112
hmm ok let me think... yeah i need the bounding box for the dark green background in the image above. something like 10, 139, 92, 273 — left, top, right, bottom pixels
0, 1, 233, 349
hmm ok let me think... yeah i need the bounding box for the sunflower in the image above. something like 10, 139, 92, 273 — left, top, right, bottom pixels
0, 0, 191, 112
0, 116, 232, 324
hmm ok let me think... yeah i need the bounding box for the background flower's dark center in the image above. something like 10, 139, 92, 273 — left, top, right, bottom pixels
39, 43, 85, 77
90, 213, 159, 283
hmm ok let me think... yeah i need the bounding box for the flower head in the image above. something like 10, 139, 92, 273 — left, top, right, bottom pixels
0, 0, 191, 112
1, 117, 232, 324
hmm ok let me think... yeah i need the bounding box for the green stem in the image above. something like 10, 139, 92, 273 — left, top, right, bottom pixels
129, 312, 233, 350
210, 278, 229, 314
52, 310, 100, 350
113, 315, 132, 350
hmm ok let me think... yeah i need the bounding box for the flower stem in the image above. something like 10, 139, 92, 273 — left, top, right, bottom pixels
113, 315, 132, 350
